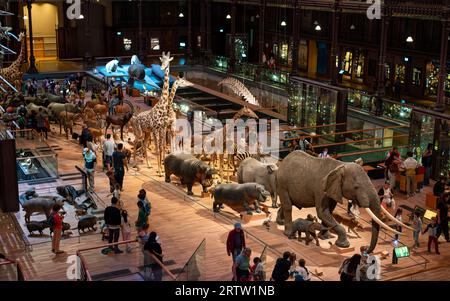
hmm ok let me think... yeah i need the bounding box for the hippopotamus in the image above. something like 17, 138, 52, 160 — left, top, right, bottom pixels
164, 153, 217, 196
212, 183, 271, 214
128, 63, 146, 81
76, 215, 97, 233
290, 217, 328, 246
25, 220, 50, 236
22, 197, 64, 223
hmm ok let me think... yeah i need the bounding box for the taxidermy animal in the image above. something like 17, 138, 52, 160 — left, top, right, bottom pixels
237, 158, 278, 208
22, 197, 64, 223
276, 151, 409, 253
333, 212, 364, 238
105, 59, 120, 73
47, 102, 81, 121
131, 55, 141, 65
212, 183, 271, 215
50, 222, 71, 235
26, 220, 50, 236
164, 153, 217, 196
75, 215, 98, 233
289, 218, 327, 246
128, 63, 146, 81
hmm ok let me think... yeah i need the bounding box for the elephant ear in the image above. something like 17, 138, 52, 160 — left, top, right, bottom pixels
323, 165, 345, 204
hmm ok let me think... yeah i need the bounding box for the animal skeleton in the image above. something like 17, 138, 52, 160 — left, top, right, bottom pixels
218, 77, 259, 106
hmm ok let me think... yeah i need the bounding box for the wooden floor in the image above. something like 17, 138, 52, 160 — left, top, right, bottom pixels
1, 90, 450, 281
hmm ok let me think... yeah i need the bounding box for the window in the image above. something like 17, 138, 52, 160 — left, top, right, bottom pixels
343, 50, 353, 75
123, 38, 132, 51
395, 64, 406, 84
412, 68, 422, 86
151, 38, 160, 50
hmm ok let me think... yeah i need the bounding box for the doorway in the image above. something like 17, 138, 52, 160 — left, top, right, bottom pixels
23, 3, 58, 61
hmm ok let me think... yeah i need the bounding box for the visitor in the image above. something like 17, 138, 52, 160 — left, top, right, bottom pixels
138, 189, 152, 216
112, 183, 122, 205
384, 147, 401, 191
394, 208, 403, 240
291, 258, 311, 281
298, 138, 311, 152
103, 134, 116, 170
433, 176, 447, 198
26, 110, 36, 140
36, 108, 46, 141
422, 144, 433, 186
422, 217, 440, 254
338, 254, 361, 281
17, 112, 26, 138
436, 195, 450, 242
104, 197, 123, 254
112, 143, 128, 190
412, 211, 423, 249
49, 203, 64, 254
83, 148, 96, 192
43, 114, 50, 140
271, 251, 291, 281
143, 231, 163, 281
393, 78, 401, 99
233, 247, 252, 281
392, 234, 400, 265
135, 201, 149, 231
138, 223, 150, 250
226, 223, 246, 264
402, 151, 418, 198
251, 257, 265, 281
80, 125, 92, 148
319, 147, 331, 158
378, 181, 395, 212
121, 210, 132, 253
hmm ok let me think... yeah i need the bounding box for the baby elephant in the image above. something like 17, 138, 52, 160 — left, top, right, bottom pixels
212, 183, 271, 215
290, 218, 326, 246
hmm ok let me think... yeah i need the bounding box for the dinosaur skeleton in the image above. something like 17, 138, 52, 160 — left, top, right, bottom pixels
218, 77, 259, 106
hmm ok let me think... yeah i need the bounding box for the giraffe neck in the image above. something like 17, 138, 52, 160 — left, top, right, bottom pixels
9, 36, 26, 71
167, 82, 180, 112
161, 65, 170, 102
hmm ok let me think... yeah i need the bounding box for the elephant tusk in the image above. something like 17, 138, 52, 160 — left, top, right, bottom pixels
380, 205, 415, 231
365, 208, 404, 236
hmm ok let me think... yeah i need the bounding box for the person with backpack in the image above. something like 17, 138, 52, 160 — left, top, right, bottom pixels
137, 189, 151, 216
49, 203, 64, 254
83, 148, 97, 192
291, 258, 311, 281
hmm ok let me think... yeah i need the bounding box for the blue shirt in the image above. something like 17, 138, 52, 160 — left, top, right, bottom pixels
83, 150, 96, 172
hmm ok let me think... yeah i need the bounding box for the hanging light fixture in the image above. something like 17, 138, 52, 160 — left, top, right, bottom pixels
350, 24, 355, 30
179, 12, 184, 18
78, 14, 84, 20
406, 36, 413, 43
281, 20, 287, 27
226, 14, 231, 19
315, 24, 321, 31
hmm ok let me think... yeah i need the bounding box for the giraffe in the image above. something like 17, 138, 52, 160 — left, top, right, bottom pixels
166, 77, 193, 150
0, 32, 26, 91
131, 52, 173, 176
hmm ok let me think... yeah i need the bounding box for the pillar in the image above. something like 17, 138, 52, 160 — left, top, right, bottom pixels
329, 0, 340, 85
200, 0, 206, 54
258, 0, 265, 65
375, 5, 390, 116
26, 0, 38, 73
291, 0, 300, 74
138, 0, 144, 60
435, 19, 449, 112
230, 0, 237, 70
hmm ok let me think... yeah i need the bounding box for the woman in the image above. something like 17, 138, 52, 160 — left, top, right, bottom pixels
292, 259, 311, 281
121, 210, 132, 253
49, 203, 64, 254
233, 248, 252, 281
339, 254, 361, 281
378, 181, 395, 213
143, 232, 163, 281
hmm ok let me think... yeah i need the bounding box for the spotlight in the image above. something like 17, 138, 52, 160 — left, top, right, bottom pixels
179, 12, 184, 18
406, 36, 413, 43
226, 14, 231, 19
350, 24, 355, 30
281, 20, 287, 27
78, 14, 84, 19
219, 29, 224, 33
315, 25, 321, 31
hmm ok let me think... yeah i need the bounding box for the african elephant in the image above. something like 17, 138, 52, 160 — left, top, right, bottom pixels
276, 151, 409, 253
237, 157, 278, 208
290, 218, 327, 246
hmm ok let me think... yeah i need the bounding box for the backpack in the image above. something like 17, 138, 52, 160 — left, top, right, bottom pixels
293, 271, 304, 281
47, 213, 56, 228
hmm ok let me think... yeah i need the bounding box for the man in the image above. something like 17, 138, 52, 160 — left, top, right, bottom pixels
80, 124, 92, 148
83, 148, 96, 192
104, 197, 123, 254
433, 176, 447, 198
112, 143, 128, 190
226, 223, 246, 264
422, 143, 433, 186
402, 151, 418, 198
233, 247, 252, 281
437, 198, 450, 242
103, 134, 116, 170
271, 251, 292, 281
36, 108, 45, 141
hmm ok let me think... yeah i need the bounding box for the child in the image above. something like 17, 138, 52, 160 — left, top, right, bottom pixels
292, 259, 311, 281
250, 257, 265, 281
121, 210, 132, 253
394, 208, 403, 240
135, 201, 149, 231
137, 189, 151, 216
412, 211, 423, 249
113, 184, 123, 208
137, 223, 150, 251
378, 181, 395, 213
422, 217, 440, 254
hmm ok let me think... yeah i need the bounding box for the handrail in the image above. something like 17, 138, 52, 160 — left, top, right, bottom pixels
280, 122, 346, 132
383, 263, 450, 281
176, 238, 206, 281
334, 146, 409, 160
281, 125, 408, 142
313, 134, 409, 149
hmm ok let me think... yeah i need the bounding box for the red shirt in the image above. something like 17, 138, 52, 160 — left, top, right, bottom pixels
53, 213, 63, 230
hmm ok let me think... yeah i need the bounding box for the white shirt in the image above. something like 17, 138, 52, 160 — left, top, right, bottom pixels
294, 266, 311, 281
403, 157, 418, 170
103, 139, 116, 156
319, 151, 330, 158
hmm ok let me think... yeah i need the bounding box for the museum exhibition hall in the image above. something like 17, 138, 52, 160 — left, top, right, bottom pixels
0, 0, 450, 283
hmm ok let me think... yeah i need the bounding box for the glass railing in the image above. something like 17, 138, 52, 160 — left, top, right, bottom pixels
175, 239, 206, 281
0, 260, 26, 281
336, 146, 409, 164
